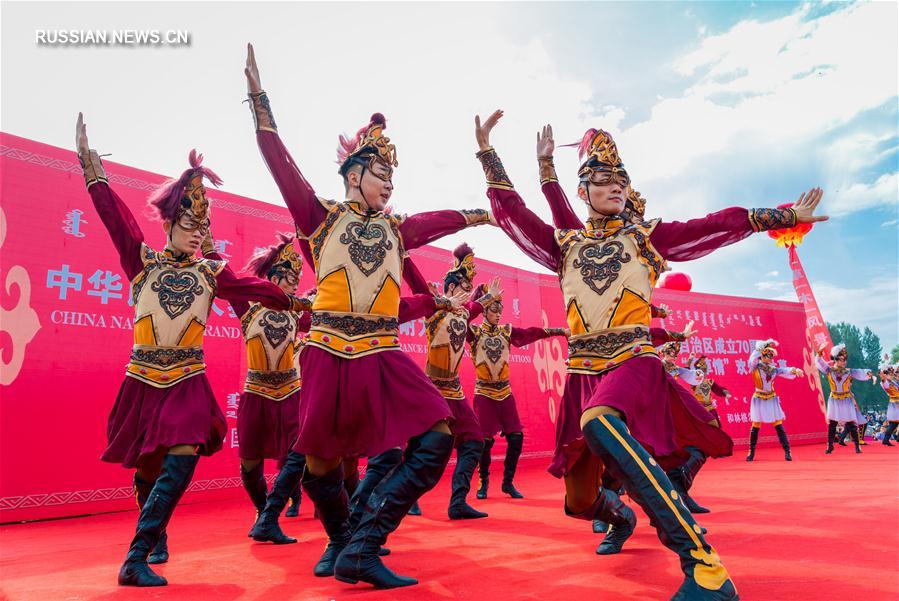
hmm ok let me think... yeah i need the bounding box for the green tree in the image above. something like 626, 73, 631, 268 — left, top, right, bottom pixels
822, 322, 885, 413
891, 343, 899, 364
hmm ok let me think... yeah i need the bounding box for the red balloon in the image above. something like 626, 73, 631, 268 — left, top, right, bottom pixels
658, 272, 692, 291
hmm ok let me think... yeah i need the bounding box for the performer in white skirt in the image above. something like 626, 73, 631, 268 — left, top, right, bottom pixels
818, 343, 873, 454
878, 360, 898, 447
745, 340, 803, 462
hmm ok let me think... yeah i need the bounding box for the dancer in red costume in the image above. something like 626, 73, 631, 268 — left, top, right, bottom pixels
478, 108, 826, 599
537, 123, 728, 525
403, 247, 503, 519
470, 290, 569, 500
204, 234, 313, 533
243, 45, 493, 588
75, 114, 312, 587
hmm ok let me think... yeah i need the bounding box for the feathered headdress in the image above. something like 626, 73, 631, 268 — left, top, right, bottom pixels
830, 343, 848, 361
690, 355, 709, 372
659, 341, 681, 357
243, 232, 302, 281
336, 113, 398, 178
756, 339, 778, 358
444, 243, 476, 286
147, 150, 222, 223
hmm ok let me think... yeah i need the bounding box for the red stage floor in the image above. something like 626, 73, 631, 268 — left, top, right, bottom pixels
1, 444, 897, 600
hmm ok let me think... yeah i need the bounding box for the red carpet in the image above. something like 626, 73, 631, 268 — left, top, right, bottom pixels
2, 444, 897, 600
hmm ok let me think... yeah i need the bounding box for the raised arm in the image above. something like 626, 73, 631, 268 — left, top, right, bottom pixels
536, 124, 582, 230
475, 111, 561, 271
775, 366, 800, 380
650, 188, 826, 261
748, 350, 762, 373
399, 208, 492, 250
850, 368, 873, 382
510, 325, 568, 348
215, 265, 312, 313
245, 44, 326, 237
676, 367, 704, 386
650, 320, 696, 346
815, 355, 831, 374
76, 114, 145, 280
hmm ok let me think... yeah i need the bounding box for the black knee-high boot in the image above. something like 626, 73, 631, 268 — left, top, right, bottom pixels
667, 446, 710, 513
240, 462, 268, 514
347, 449, 402, 558
133, 475, 170, 565
119, 455, 199, 587
848, 422, 862, 453
476, 437, 494, 499
249, 451, 305, 544
565, 487, 637, 555
774, 424, 792, 461
883, 422, 898, 446
502, 432, 525, 498
838, 425, 850, 445
334, 430, 454, 589
285, 483, 302, 518
826, 420, 837, 453
303, 464, 351, 577
746, 427, 759, 461
401, 442, 423, 516
448, 439, 488, 519
582, 415, 738, 601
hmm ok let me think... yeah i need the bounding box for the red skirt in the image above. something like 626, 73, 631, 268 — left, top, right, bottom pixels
548, 356, 733, 477
237, 390, 300, 460
474, 394, 524, 437
446, 395, 483, 444
102, 374, 227, 469
293, 347, 452, 460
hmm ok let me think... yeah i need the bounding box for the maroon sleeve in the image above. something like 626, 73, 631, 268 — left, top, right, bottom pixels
297, 311, 312, 333
465, 299, 485, 323
204, 250, 250, 317
488, 187, 561, 271
256, 130, 327, 238
510, 326, 556, 347
86, 182, 145, 280
542, 181, 583, 229
711, 381, 730, 397
399, 210, 481, 250
403, 255, 431, 295
650, 327, 672, 346
398, 293, 438, 322
649, 207, 755, 262
215, 264, 292, 311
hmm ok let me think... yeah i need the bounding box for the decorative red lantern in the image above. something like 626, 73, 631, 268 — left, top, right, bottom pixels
658, 272, 692, 291
767, 202, 813, 248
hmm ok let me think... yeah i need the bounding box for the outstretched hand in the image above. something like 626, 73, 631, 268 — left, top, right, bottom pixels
682, 320, 698, 339
245, 43, 262, 94
536, 124, 554, 158
485, 276, 503, 299
475, 109, 503, 151
75, 112, 90, 156
792, 187, 828, 224
447, 289, 471, 310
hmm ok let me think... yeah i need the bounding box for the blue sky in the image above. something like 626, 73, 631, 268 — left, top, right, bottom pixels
2, 1, 896, 348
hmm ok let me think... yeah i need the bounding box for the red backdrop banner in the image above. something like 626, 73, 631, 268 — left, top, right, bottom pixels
0, 134, 827, 522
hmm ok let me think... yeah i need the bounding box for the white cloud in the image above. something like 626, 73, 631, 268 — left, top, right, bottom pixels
882, 219, 898, 228
613, 2, 898, 222
765, 270, 780, 277
755, 280, 791, 292
828, 172, 899, 218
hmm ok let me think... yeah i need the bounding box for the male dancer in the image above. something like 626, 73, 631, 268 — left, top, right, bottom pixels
537, 123, 728, 521
76, 115, 311, 587
471, 288, 569, 500
404, 246, 502, 519
243, 45, 492, 588
818, 343, 873, 454
478, 109, 825, 599
746, 340, 804, 461
204, 234, 312, 536
688, 355, 731, 428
